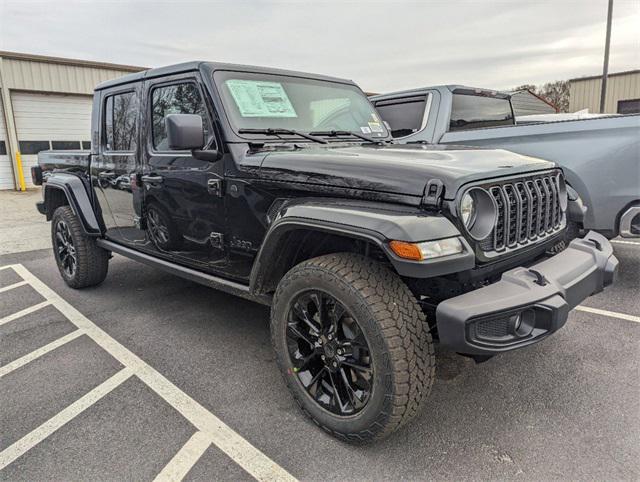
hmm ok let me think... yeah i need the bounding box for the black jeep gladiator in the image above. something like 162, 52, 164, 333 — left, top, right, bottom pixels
33, 61, 618, 443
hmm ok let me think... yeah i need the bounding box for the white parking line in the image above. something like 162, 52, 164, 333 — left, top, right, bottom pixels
153, 431, 212, 482
0, 330, 83, 378
0, 280, 28, 294
0, 367, 134, 469
1, 264, 296, 482
0, 301, 51, 327
576, 305, 640, 324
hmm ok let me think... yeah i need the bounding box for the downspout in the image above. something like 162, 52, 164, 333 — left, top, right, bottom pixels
0, 56, 25, 191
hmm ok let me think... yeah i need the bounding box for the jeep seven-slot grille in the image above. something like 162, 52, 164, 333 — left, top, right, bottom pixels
484, 173, 565, 252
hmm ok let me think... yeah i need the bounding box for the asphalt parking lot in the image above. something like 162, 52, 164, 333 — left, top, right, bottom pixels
0, 238, 638, 481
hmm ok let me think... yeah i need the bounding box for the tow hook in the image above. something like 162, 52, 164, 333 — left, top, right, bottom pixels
458, 353, 494, 364
528, 269, 548, 286
586, 238, 603, 251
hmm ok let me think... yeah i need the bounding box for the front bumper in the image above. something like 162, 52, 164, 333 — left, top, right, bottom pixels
435, 231, 618, 355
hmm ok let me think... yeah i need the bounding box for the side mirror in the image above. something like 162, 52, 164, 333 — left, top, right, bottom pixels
165, 114, 220, 161
166, 114, 205, 150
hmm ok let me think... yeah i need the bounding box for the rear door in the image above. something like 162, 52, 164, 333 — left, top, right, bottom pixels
91, 84, 145, 243
140, 74, 227, 272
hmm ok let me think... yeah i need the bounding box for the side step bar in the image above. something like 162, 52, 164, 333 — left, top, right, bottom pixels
96, 239, 271, 305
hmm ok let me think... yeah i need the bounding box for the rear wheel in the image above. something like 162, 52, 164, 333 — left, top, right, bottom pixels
51, 206, 109, 289
271, 253, 435, 442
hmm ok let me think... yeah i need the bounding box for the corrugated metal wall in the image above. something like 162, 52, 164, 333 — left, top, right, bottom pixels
0, 97, 12, 190
511, 91, 557, 116
0, 57, 138, 95
569, 71, 640, 113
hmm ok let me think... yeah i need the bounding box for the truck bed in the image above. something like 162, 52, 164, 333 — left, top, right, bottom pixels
38, 150, 90, 174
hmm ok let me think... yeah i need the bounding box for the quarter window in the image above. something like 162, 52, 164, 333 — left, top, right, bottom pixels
104, 91, 138, 152
151, 83, 209, 151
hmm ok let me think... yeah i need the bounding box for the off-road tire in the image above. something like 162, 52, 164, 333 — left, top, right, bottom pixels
51, 206, 109, 289
271, 253, 435, 443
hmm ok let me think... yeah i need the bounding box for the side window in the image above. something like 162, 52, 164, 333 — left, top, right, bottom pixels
449, 94, 514, 131
104, 91, 138, 152
151, 83, 209, 151
374, 96, 427, 138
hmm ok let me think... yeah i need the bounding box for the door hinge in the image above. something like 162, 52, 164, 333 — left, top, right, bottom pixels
209, 232, 224, 249
207, 178, 223, 197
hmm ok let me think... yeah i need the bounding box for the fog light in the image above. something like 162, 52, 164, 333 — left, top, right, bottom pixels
511, 309, 535, 337
390, 237, 464, 261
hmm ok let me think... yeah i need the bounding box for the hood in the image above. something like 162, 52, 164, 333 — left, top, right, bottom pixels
254, 143, 555, 199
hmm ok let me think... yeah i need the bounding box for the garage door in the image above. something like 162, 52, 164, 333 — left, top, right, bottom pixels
11, 92, 92, 188
0, 97, 12, 190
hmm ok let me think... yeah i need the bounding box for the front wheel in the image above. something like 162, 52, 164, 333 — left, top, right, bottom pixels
51, 206, 109, 289
271, 253, 435, 443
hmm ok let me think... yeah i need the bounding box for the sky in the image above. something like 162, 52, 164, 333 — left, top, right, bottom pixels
0, 0, 638, 93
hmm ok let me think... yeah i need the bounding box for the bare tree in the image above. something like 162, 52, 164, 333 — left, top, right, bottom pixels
513, 84, 538, 93
538, 81, 570, 113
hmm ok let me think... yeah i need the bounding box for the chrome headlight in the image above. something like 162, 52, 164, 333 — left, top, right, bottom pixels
459, 187, 497, 241
460, 192, 476, 227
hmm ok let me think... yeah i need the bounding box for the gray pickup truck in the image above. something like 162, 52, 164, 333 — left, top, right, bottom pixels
371, 86, 640, 238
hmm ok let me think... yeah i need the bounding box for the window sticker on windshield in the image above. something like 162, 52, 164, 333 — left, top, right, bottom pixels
226, 79, 297, 118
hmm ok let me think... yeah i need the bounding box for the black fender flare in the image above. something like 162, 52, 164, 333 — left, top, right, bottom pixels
249, 198, 474, 293
44, 173, 102, 236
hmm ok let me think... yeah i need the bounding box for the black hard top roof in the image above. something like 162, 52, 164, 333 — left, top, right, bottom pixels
95, 61, 354, 91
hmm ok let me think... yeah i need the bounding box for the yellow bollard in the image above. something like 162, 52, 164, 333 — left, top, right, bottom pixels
15, 151, 26, 192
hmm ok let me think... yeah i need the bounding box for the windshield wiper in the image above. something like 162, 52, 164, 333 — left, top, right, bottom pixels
309, 129, 384, 144
238, 128, 327, 144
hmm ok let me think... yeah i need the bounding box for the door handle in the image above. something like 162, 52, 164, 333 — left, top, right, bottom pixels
141, 175, 163, 184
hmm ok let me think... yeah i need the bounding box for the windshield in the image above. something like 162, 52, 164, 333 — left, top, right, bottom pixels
214, 70, 389, 139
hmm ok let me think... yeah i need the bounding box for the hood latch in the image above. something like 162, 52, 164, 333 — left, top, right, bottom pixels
421, 179, 445, 209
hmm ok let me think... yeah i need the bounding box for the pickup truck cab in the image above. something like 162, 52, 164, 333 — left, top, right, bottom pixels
34, 62, 617, 442
371, 86, 640, 238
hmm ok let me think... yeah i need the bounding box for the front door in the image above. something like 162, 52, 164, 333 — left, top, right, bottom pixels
91, 85, 145, 244
140, 76, 227, 273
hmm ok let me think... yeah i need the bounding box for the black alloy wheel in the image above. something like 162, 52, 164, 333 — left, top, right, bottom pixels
271, 253, 435, 442
54, 219, 77, 277
287, 290, 373, 416
50, 206, 109, 289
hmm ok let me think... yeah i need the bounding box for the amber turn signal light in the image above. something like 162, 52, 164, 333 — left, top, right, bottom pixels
389, 240, 423, 261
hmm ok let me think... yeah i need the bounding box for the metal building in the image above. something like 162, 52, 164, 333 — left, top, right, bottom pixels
569, 69, 640, 114
0, 51, 145, 190
509, 89, 558, 116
